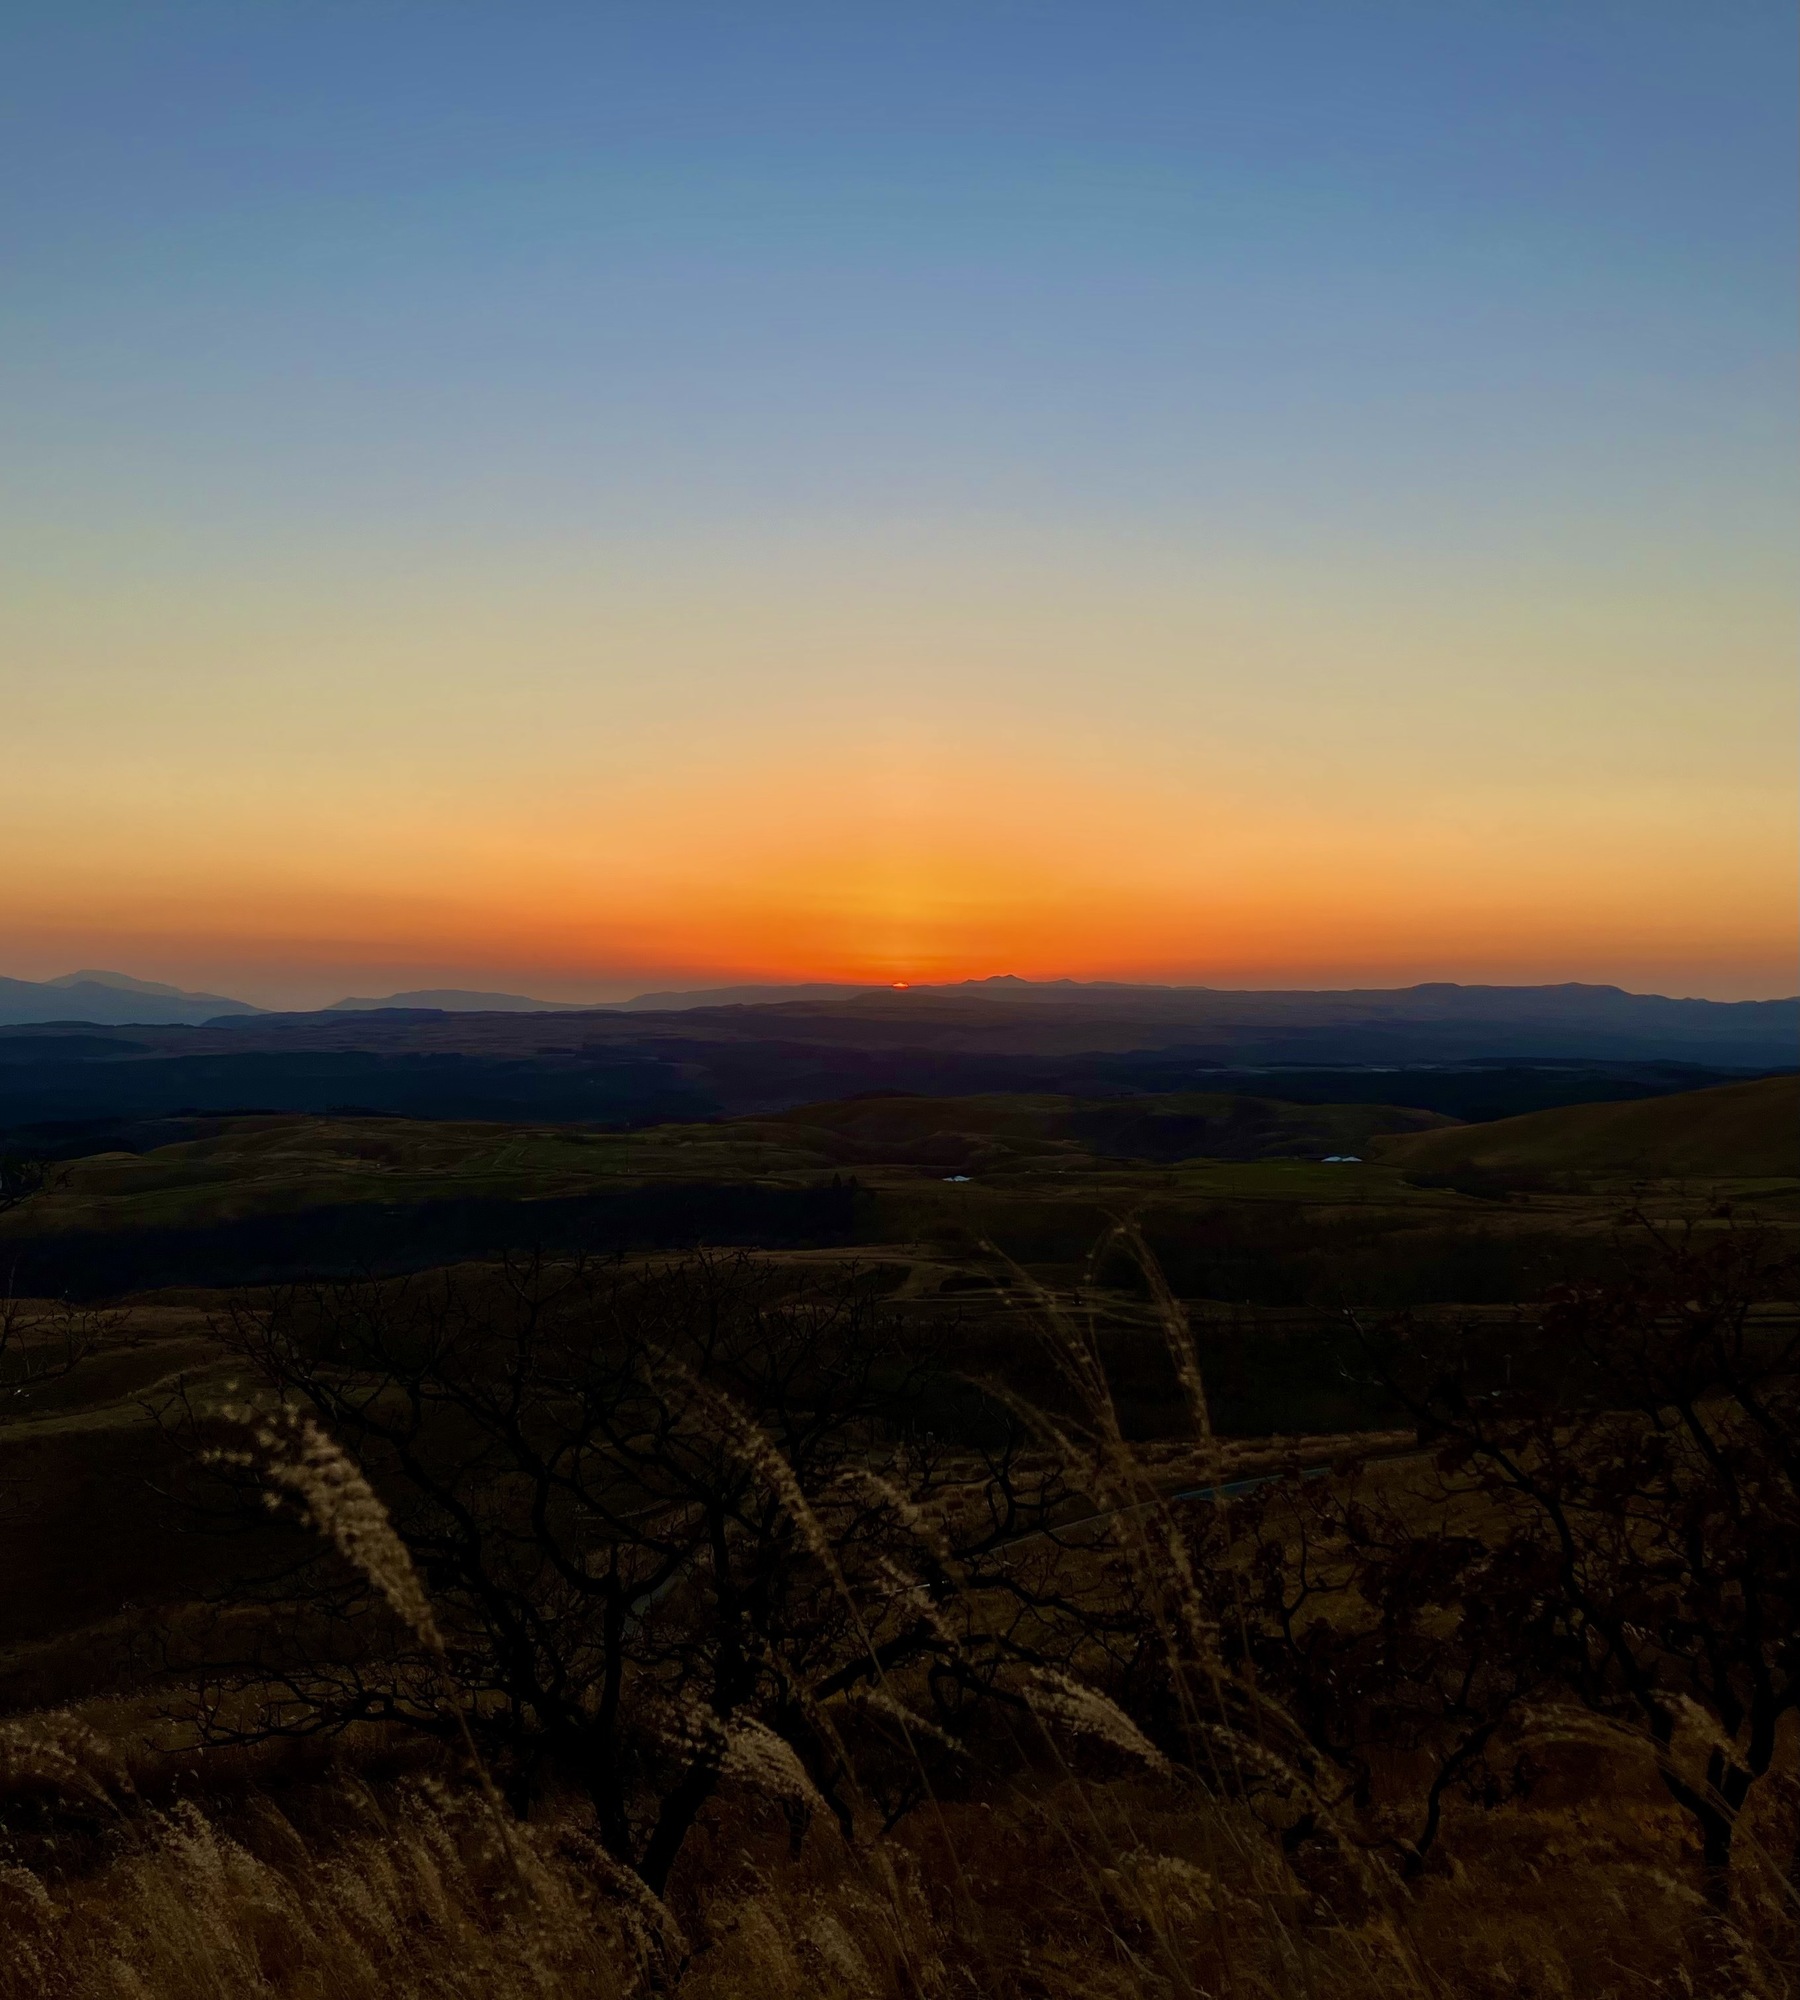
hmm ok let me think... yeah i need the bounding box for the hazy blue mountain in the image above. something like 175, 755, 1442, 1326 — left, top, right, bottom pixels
2, 973, 1791, 1068
0, 972, 262, 1025
617, 976, 1796, 1060
326, 989, 591, 1013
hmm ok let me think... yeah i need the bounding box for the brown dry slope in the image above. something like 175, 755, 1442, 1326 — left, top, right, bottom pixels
1378, 1072, 1798, 1180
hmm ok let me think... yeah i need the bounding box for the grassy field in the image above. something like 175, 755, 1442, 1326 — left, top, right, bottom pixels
4, 1090, 1456, 1232
11, 1081, 1793, 1248
0, 1079, 1794, 1996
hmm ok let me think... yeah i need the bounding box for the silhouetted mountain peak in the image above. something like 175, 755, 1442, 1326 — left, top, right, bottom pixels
0, 973, 262, 1026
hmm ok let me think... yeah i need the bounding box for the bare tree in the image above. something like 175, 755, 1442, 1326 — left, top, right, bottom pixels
0, 1153, 52, 1220
1214, 1455, 1560, 1875
1356, 1214, 1800, 1893
167, 1251, 1113, 1891
0, 1293, 121, 1403
0, 1156, 115, 1412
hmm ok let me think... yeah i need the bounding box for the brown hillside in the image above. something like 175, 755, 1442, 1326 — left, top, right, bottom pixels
1378, 1073, 1798, 1180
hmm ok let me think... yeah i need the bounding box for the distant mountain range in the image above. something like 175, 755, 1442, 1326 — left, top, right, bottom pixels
0, 975, 591, 1025
1, 973, 1793, 1143
326, 989, 591, 1014
0, 970, 1793, 1068
0, 970, 262, 1026
618, 973, 1800, 1033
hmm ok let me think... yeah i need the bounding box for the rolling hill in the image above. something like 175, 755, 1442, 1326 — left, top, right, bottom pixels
1378, 1074, 1799, 1181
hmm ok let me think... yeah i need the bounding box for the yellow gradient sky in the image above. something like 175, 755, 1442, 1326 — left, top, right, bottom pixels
7, 530, 1792, 1003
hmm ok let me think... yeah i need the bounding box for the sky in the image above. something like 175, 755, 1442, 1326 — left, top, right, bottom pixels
2, 2, 1794, 1007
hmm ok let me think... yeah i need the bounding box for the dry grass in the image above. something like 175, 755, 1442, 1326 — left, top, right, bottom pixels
1, 1741, 1790, 2000
0, 1774, 643, 2000
2, 1236, 1795, 1997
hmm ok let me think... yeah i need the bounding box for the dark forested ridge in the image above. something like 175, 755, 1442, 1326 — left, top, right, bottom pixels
0, 982, 1791, 1149
0, 1180, 869, 1297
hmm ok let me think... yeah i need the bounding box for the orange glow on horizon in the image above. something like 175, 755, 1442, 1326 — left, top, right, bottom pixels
2, 550, 1792, 1006
3, 736, 1792, 1005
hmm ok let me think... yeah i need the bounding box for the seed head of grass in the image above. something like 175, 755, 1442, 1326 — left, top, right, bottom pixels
212, 1405, 443, 1653
1027, 1668, 1172, 1776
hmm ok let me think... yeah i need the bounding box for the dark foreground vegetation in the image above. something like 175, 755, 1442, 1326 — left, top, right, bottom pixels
0, 1075, 1796, 1995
